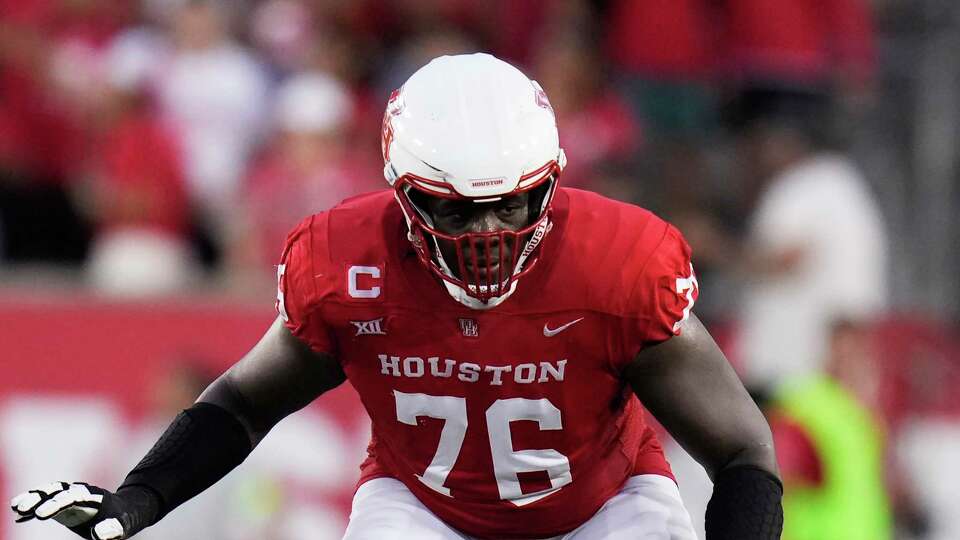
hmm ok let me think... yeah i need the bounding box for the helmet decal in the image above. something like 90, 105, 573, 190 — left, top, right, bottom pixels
532, 80, 555, 116
381, 87, 404, 163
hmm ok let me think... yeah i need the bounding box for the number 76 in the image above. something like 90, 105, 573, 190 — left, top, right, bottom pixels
394, 391, 573, 507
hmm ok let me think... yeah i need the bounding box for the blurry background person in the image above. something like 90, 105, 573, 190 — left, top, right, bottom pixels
153, 0, 269, 274
725, 82, 889, 393
766, 320, 894, 540
603, 0, 715, 142
665, 78, 891, 538
228, 70, 378, 295
601, 0, 716, 225
83, 28, 198, 296
0, 0, 126, 265
532, 32, 642, 197
248, 0, 317, 79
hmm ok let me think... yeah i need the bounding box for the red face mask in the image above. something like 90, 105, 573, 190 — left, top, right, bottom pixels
393, 162, 561, 303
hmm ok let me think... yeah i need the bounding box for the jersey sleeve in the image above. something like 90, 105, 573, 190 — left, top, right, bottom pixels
276, 214, 337, 356
625, 223, 699, 356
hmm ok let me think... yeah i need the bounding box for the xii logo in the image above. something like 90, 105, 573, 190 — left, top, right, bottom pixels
352, 318, 386, 336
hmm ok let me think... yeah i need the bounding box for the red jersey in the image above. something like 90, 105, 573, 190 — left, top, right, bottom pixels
277, 188, 699, 539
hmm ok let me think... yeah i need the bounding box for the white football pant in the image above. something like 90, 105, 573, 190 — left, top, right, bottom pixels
343, 474, 698, 540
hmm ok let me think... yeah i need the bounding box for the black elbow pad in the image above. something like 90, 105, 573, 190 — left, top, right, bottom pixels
705, 465, 784, 540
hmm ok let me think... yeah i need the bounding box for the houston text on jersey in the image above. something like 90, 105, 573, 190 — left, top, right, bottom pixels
378, 355, 567, 386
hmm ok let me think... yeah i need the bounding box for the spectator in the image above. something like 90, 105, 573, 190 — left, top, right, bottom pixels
249, 0, 317, 78
154, 0, 269, 270
766, 321, 893, 540
84, 28, 198, 297
726, 82, 888, 391
229, 71, 378, 292
601, 0, 719, 245
373, 26, 478, 103
0, 0, 126, 180
532, 33, 642, 193
0, 0, 127, 264
603, 0, 716, 138
719, 0, 877, 107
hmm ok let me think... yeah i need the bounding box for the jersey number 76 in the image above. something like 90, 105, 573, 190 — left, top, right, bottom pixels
394, 391, 573, 506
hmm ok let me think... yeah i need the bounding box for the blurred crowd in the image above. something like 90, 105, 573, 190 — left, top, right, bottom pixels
1, 1, 959, 540
0, 0, 881, 296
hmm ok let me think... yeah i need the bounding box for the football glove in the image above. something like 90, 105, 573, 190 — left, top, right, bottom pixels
11, 481, 150, 540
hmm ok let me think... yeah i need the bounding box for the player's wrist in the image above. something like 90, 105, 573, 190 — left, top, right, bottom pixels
112, 485, 161, 534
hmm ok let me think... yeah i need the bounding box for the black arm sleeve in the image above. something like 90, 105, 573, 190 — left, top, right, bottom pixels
118, 402, 252, 522
704, 465, 784, 540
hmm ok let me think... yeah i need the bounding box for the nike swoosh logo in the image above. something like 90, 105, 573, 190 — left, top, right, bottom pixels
543, 317, 584, 337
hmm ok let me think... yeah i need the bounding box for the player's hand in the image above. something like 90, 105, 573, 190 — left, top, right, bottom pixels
11, 482, 131, 539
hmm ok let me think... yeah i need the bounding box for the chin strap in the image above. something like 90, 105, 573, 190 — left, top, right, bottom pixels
441, 277, 519, 310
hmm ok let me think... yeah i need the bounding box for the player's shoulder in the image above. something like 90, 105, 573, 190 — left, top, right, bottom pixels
548, 188, 692, 316
326, 189, 398, 257
284, 190, 397, 262
560, 187, 676, 268
278, 189, 398, 305
328, 189, 397, 222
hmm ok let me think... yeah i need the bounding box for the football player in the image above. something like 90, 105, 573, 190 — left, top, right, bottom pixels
11, 54, 781, 539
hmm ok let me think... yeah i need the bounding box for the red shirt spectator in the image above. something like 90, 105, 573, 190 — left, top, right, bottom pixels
94, 113, 189, 237
605, 0, 716, 80
769, 413, 824, 486
238, 72, 381, 269
721, 0, 876, 85
0, 0, 127, 182
559, 93, 642, 189
534, 36, 642, 189
244, 154, 379, 267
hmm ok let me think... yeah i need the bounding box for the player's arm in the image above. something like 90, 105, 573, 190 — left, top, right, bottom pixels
197, 315, 346, 445
10, 317, 344, 540
624, 313, 782, 540
120, 315, 345, 520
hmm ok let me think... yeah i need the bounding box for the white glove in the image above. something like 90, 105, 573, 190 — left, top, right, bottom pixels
11, 481, 127, 540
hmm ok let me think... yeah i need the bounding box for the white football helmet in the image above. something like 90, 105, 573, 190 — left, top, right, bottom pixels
382, 53, 566, 309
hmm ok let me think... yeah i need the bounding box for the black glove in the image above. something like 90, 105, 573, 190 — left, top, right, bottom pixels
11, 481, 159, 540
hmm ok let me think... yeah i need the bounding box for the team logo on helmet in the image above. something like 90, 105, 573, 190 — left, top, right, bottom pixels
381, 88, 405, 162
533, 81, 554, 116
